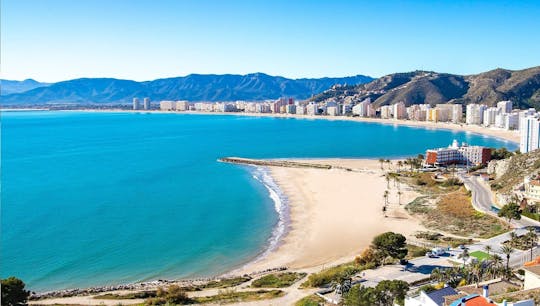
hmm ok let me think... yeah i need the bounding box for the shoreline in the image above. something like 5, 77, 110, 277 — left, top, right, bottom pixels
5, 108, 519, 144
31, 157, 421, 299
14, 109, 516, 296
231, 158, 426, 276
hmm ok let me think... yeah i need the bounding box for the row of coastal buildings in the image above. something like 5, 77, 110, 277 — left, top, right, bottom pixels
154, 97, 540, 154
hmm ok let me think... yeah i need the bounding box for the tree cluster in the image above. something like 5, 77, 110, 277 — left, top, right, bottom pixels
498, 202, 521, 223
370, 232, 408, 264
1, 277, 30, 306
343, 280, 409, 306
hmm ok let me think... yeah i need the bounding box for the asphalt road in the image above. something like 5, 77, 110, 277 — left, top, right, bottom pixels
459, 173, 540, 228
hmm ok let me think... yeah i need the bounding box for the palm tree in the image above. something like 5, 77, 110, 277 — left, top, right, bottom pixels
431, 267, 443, 282
500, 245, 514, 271
385, 159, 391, 170
385, 173, 390, 189
397, 160, 403, 172
458, 249, 470, 267
526, 226, 538, 261
509, 231, 518, 244
471, 262, 483, 285
397, 191, 402, 205
378, 158, 385, 170
491, 254, 504, 278
484, 245, 492, 258
382, 190, 389, 217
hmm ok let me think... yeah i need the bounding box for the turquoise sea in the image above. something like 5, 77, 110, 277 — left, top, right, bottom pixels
1, 111, 517, 291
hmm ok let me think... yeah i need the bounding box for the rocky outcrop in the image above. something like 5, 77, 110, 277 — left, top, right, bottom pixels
487, 159, 511, 179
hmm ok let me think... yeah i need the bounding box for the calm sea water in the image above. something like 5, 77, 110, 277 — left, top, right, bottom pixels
1, 111, 516, 291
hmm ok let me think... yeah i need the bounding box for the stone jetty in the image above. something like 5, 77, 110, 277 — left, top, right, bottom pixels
219, 157, 336, 169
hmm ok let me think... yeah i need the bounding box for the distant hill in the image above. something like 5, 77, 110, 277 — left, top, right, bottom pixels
311, 66, 540, 109
1, 79, 51, 95
0, 73, 373, 104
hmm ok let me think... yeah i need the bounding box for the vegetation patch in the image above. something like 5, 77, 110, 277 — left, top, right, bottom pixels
492, 288, 540, 304
193, 289, 284, 304
199, 276, 251, 289
94, 291, 156, 300
294, 294, 326, 306
469, 250, 490, 261
406, 196, 432, 214
300, 262, 369, 288
406, 244, 431, 259
251, 272, 307, 288
421, 188, 508, 238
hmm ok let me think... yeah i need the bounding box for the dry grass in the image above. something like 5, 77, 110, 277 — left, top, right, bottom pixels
492, 288, 540, 304
421, 188, 508, 238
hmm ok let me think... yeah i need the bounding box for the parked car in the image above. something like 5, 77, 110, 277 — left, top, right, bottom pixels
431, 247, 446, 256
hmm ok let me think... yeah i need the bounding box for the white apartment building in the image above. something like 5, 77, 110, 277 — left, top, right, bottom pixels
295, 105, 306, 115
133, 98, 140, 110
483, 107, 498, 126
214, 102, 236, 112
497, 100, 513, 114
406, 104, 430, 121
352, 98, 373, 117
255, 103, 271, 113
380, 105, 393, 119
505, 113, 519, 130
285, 104, 296, 114
143, 98, 151, 110
450, 104, 463, 123
393, 102, 407, 119
499, 113, 518, 129
326, 106, 340, 116
306, 103, 318, 116
175, 100, 190, 111
160, 100, 176, 111
520, 115, 540, 153
466, 104, 487, 125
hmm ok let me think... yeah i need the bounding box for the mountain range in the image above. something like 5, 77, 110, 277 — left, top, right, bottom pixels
1, 79, 51, 95
0, 73, 373, 104
312, 66, 540, 108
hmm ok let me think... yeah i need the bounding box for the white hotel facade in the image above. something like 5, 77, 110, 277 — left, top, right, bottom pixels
520, 115, 540, 153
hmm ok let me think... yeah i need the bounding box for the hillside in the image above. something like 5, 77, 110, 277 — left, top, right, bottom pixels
1, 79, 51, 95
0, 73, 373, 104
311, 66, 540, 108
489, 150, 540, 194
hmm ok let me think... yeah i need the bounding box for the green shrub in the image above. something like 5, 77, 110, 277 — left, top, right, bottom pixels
294, 294, 326, 306
95, 291, 157, 300
193, 289, 284, 304
145, 285, 193, 305
301, 262, 373, 288
251, 272, 307, 288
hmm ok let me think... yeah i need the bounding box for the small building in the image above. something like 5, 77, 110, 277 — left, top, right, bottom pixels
448, 285, 534, 306
405, 286, 458, 306
523, 259, 540, 290
524, 177, 540, 203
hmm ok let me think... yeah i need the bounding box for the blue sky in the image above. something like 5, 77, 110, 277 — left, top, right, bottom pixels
2, 0, 539, 82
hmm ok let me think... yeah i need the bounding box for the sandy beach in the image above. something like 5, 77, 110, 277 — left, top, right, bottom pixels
236, 159, 426, 274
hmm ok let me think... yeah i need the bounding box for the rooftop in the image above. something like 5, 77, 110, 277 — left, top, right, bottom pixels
449, 294, 496, 306
425, 286, 458, 305
523, 265, 540, 276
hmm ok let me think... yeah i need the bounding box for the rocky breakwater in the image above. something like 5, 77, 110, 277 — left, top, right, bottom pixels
219, 157, 349, 170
